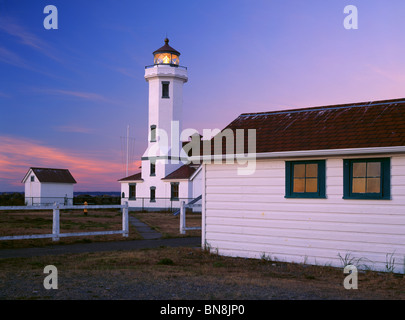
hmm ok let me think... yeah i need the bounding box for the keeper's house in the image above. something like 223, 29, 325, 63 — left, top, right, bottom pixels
196, 98, 405, 273
22, 167, 77, 206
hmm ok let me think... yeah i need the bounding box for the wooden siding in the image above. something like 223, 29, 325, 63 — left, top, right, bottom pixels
203, 154, 405, 273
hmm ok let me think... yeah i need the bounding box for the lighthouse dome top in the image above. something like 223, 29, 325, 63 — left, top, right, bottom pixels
153, 38, 180, 66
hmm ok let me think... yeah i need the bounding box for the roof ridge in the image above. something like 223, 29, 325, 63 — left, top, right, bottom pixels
239, 98, 405, 117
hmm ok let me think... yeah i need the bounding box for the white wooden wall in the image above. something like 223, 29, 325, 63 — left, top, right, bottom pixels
203, 154, 405, 273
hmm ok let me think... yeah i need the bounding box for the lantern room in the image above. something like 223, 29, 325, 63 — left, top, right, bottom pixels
153, 38, 180, 66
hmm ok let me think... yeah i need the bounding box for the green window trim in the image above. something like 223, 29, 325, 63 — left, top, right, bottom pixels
150, 161, 156, 176
150, 125, 156, 142
285, 160, 326, 199
162, 81, 170, 99
343, 158, 391, 200
128, 183, 136, 200
170, 182, 179, 201
150, 186, 156, 202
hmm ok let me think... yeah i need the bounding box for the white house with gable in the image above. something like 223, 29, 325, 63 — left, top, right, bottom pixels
22, 167, 77, 206
118, 38, 202, 211
194, 98, 405, 273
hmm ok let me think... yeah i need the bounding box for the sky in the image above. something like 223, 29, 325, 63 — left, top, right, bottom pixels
1, 0, 405, 192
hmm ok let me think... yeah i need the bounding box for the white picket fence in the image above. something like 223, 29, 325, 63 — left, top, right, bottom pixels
0, 202, 129, 241
179, 201, 202, 234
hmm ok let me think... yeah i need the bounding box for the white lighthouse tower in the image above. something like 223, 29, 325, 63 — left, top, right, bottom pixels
142, 38, 188, 179
119, 39, 201, 210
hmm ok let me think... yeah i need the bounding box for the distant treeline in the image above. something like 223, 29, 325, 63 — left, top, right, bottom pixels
0, 193, 25, 206
74, 194, 121, 205
0, 193, 121, 206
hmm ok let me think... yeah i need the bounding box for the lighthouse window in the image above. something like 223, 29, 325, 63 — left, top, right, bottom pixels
150, 125, 156, 142
162, 81, 170, 98
150, 161, 156, 176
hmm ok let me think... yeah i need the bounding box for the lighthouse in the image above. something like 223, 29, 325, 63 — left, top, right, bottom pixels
143, 38, 188, 163
119, 38, 201, 210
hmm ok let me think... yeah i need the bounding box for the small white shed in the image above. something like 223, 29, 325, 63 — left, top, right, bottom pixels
22, 167, 77, 206
196, 98, 405, 273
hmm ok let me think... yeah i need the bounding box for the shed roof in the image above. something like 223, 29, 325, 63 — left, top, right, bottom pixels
208, 98, 405, 155
22, 167, 77, 184
161, 164, 199, 181
117, 172, 143, 182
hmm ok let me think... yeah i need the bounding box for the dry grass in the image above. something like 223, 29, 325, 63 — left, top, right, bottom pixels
0, 246, 404, 300
0, 209, 142, 249
132, 211, 201, 238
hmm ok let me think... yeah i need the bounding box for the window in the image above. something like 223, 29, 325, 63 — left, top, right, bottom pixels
285, 160, 326, 198
150, 187, 156, 202
150, 125, 156, 142
150, 161, 156, 176
171, 182, 179, 201
162, 81, 170, 98
129, 184, 136, 200
31, 176, 35, 182
343, 158, 390, 200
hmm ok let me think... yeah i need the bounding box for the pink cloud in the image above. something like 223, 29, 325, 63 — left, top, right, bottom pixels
0, 136, 131, 191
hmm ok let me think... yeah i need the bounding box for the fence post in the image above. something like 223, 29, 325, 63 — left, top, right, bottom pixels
122, 201, 129, 237
180, 201, 186, 234
52, 202, 60, 241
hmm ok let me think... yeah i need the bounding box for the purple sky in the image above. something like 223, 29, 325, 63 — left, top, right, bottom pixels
1, 0, 405, 191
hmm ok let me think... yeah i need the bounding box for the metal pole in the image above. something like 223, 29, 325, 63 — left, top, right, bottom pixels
180, 201, 186, 234
122, 201, 129, 237
126, 125, 129, 177
52, 203, 60, 241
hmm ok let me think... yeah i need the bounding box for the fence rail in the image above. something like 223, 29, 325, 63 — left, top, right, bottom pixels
180, 201, 202, 235
122, 197, 201, 212
0, 202, 129, 242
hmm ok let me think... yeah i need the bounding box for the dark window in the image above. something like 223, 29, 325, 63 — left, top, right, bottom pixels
150, 125, 156, 142
343, 158, 390, 200
150, 161, 156, 176
171, 182, 179, 201
162, 81, 169, 98
285, 160, 326, 198
129, 184, 136, 200
31, 176, 35, 182
150, 187, 156, 202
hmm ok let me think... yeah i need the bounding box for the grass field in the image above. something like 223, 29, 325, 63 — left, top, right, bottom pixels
0, 209, 201, 249
0, 209, 403, 300
0, 246, 404, 300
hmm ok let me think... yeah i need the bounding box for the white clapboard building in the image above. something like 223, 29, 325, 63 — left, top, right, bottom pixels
22, 167, 77, 206
194, 98, 405, 273
118, 38, 202, 211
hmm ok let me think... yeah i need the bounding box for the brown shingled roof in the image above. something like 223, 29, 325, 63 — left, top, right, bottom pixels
209, 98, 405, 155
162, 164, 198, 181
118, 172, 143, 182
23, 167, 76, 184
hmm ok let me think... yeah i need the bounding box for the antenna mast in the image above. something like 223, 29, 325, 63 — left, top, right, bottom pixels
126, 125, 129, 177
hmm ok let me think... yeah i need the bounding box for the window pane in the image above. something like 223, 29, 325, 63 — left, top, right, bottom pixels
367, 178, 380, 193
293, 178, 305, 192
305, 178, 318, 193
129, 185, 136, 198
162, 83, 169, 98
353, 162, 366, 177
293, 164, 305, 178
352, 178, 366, 193
367, 162, 381, 177
306, 164, 318, 178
